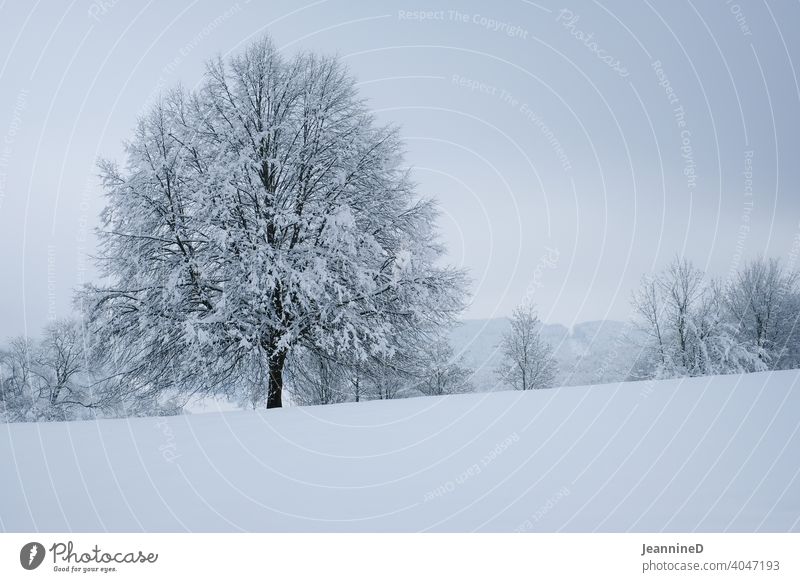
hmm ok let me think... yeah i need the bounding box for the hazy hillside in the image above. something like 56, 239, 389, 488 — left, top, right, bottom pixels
451, 318, 645, 391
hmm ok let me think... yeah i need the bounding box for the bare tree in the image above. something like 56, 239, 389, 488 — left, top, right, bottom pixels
631, 257, 704, 375
0, 337, 37, 421
1, 319, 179, 422
497, 303, 557, 391
34, 320, 87, 419
661, 257, 706, 371
631, 275, 667, 369
414, 336, 474, 396
0, 321, 95, 421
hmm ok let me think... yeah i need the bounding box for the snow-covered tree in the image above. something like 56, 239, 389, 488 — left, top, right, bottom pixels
34, 319, 90, 420
0, 319, 160, 422
81, 36, 466, 409
0, 321, 100, 421
497, 303, 557, 390
414, 336, 473, 396
723, 258, 800, 369
631, 257, 766, 379
0, 337, 38, 422
631, 274, 669, 371
685, 281, 766, 376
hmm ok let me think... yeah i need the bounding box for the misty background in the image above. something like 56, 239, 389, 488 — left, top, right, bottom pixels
1, 0, 798, 339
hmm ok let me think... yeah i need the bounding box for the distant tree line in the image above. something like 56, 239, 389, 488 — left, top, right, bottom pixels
2, 256, 798, 422
0, 320, 477, 420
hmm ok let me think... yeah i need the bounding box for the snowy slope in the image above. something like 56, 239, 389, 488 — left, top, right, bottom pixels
1, 370, 799, 532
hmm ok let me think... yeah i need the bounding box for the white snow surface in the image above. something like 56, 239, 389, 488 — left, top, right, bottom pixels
1, 370, 799, 532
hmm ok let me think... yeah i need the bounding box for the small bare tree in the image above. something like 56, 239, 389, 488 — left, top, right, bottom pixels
414, 336, 474, 396
0, 337, 37, 421
631, 275, 668, 370
35, 320, 86, 419
662, 257, 706, 371
497, 303, 557, 391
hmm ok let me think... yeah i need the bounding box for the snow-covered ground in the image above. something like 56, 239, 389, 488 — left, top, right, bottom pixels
1, 370, 799, 532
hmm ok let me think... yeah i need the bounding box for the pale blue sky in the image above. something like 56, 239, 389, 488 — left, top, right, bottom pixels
1, 0, 799, 338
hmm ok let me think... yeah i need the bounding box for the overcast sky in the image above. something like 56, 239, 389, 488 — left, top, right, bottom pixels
1, 0, 799, 338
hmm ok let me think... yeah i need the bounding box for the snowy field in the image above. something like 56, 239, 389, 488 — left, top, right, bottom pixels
1, 370, 799, 532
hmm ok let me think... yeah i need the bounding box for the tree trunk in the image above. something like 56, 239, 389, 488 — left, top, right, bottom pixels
266, 349, 287, 409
